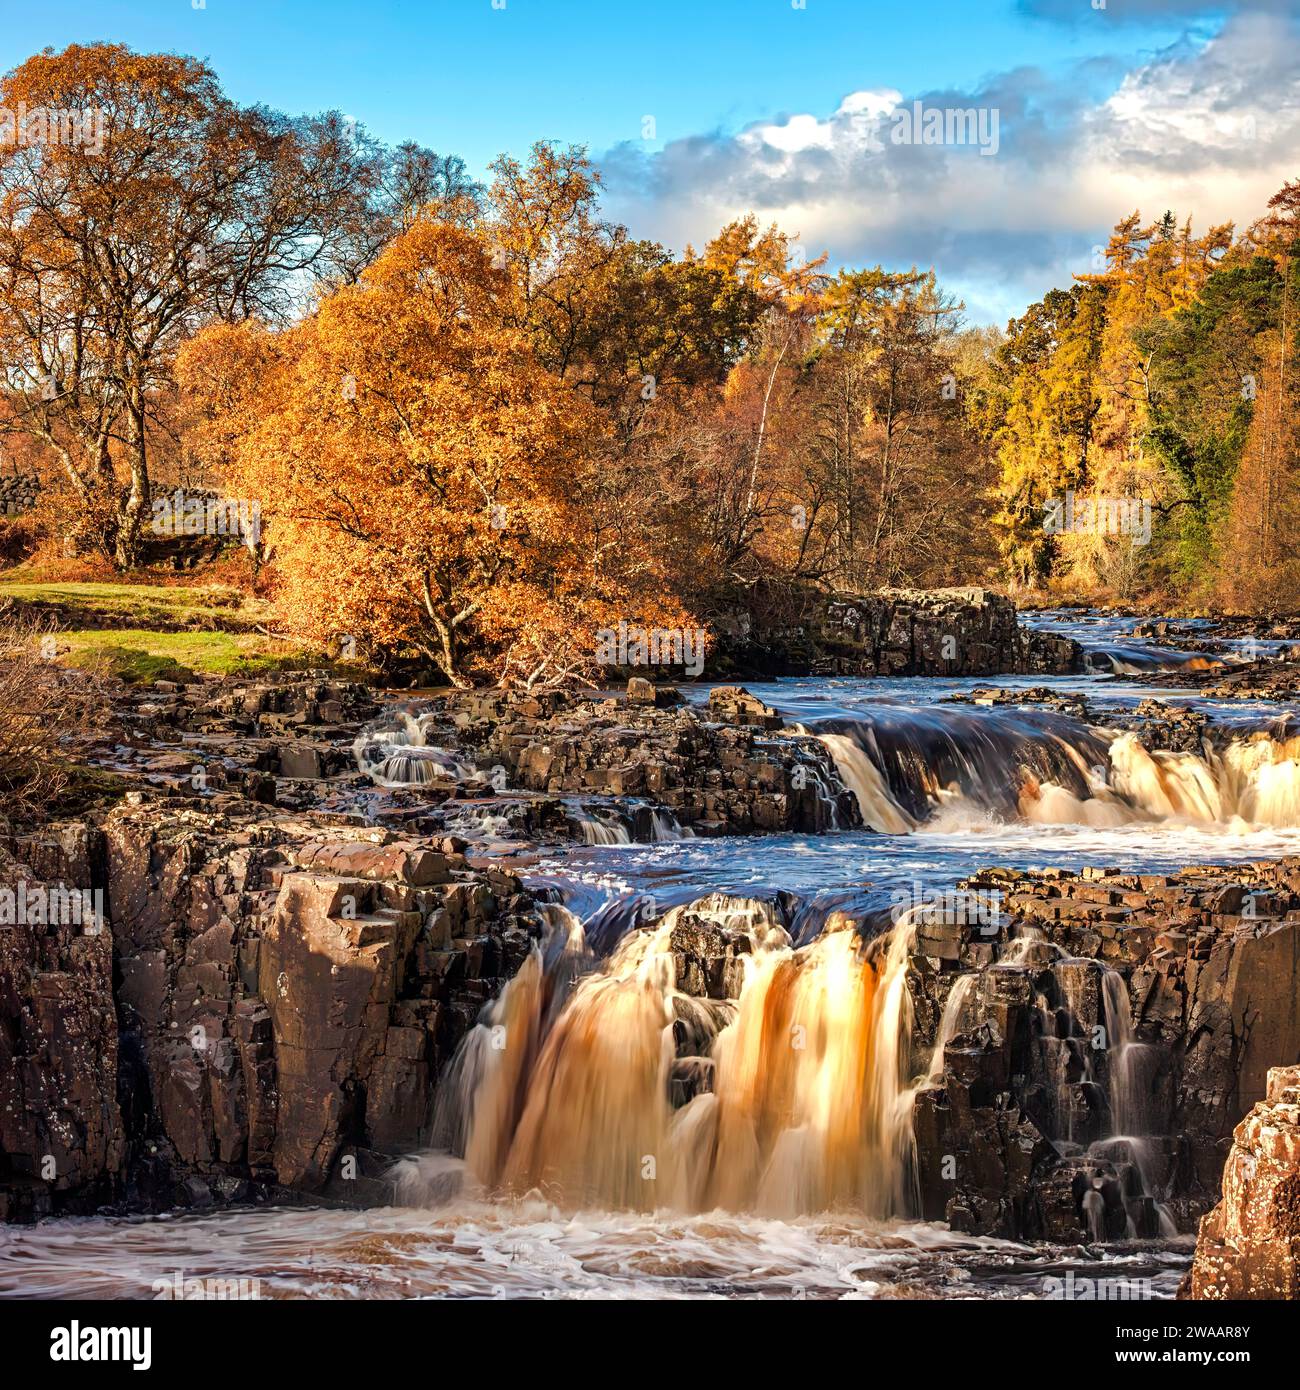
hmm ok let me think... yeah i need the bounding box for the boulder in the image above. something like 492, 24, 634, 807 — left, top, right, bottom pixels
1187, 1065, 1300, 1299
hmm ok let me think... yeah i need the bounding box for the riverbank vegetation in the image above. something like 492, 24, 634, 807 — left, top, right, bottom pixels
3, 43, 1299, 686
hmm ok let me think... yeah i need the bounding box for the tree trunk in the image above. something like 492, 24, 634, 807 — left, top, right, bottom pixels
113, 391, 151, 570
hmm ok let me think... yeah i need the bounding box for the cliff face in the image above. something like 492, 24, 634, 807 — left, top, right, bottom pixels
714, 587, 1080, 678
0, 832, 122, 1220
1188, 1065, 1300, 1299
909, 862, 1300, 1241
1, 801, 545, 1219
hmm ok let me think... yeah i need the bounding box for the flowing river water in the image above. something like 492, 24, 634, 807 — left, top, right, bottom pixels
4, 611, 1299, 1300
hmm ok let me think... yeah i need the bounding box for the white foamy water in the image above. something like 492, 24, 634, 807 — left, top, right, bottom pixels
0, 1203, 1192, 1301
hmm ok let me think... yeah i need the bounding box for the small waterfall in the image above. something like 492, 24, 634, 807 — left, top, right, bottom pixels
1048, 954, 1103, 1146
814, 707, 1114, 828
919, 974, 977, 1088
645, 807, 695, 842
1100, 970, 1152, 1137
571, 805, 695, 845
1095, 968, 1178, 1237
813, 731, 914, 833
431, 896, 922, 1219
430, 903, 591, 1177
573, 810, 632, 845
1220, 731, 1300, 825
1081, 1182, 1107, 1241
353, 711, 473, 788
443, 803, 514, 839
814, 707, 1300, 831
1084, 645, 1225, 675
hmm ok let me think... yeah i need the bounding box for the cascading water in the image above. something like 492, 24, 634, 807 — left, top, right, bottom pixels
353, 711, 474, 788
430, 897, 922, 1220
808, 729, 915, 833
573, 810, 633, 845
1095, 970, 1178, 1237
567, 804, 694, 845
813, 707, 1300, 832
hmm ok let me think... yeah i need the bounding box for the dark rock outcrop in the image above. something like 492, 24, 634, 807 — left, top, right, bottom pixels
909, 860, 1300, 1241
0, 833, 122, 1221
716, 587, 1080, 678
0, 796, 546, 1219
420, 686, 859, 837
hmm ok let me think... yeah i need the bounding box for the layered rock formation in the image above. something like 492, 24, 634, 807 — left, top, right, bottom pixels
1187, 1064, 1300, 1299
0, 833, 121, 1221
0, 798, 547, 1219
716, 587, 1080, 678
908, 861, 1300, 1241
406, 684, 860, 837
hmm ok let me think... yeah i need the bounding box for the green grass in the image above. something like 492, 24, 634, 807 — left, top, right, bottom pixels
0, 577, 266, 631
54, 629, 320, 683
0, 574, 368, 684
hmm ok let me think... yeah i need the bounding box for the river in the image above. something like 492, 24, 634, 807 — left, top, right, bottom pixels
4, 612, 1296, 1300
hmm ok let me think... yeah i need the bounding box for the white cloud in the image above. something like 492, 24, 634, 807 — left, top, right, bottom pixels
598, 12, 1300, 325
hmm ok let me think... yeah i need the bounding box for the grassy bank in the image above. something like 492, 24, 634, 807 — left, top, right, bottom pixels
53, 628, 319, 683
0, 575, 265, 631
0, 574, 331, 683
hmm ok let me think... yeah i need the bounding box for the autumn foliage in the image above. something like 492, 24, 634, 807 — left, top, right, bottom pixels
180, 183, 694, 685
9, 43, 1300, 689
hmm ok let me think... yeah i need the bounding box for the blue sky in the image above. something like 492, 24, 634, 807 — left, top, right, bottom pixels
6, 1, 1297, 323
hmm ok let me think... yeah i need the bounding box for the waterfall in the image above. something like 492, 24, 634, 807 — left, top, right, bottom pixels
812, 731, 914, 833
814, 707, 1300, 831
433, 897, 922, 1218
918, 974, 977, 1088
647, 807, 695, 842
1097, 969, 1178, 1237
353, 711, 473, 788
574, 810, 632, 845
1084, 645, 1225, 675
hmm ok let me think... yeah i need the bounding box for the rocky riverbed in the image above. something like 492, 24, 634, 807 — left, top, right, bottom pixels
2, 595, 1299, 1301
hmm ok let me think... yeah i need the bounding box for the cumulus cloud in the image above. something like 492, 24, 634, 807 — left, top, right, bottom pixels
597, 11, 1300, 325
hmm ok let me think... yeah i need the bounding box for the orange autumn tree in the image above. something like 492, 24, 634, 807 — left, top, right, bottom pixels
0, 43, 386, 566
181, 207, 693, 686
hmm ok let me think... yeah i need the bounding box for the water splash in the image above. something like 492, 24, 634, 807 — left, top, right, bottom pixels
353, 711, 473, 788
815, 708, 1300, 832
434, 897, 921, 1220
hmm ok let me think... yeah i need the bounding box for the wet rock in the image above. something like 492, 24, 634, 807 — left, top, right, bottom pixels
669, 915, 752, 1000
909, 859, 1300, 1241
416, 686, 857, 838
